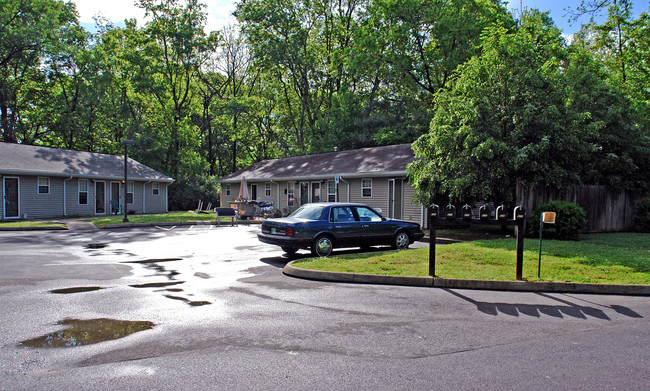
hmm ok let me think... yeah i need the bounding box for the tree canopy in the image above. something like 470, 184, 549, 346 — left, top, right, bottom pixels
0, 0, 648, 209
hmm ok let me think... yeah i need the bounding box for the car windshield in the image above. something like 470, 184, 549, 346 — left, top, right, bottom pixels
289, 205, 324, 220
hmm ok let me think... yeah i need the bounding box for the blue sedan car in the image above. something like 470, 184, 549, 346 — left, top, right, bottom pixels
258, 203, 425, 257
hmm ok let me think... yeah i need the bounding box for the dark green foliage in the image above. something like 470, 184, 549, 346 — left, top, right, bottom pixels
633, 197, 650, 232
168, 175, 220, 211
528, 201, 588, 240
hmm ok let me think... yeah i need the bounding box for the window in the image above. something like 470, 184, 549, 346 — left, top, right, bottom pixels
38, 177, 50, 194
79, 179, 88, 205
331, 206, 355, 222
327, 180, 336, 202
152, 182, 160, 196
225, 184, 231, 196
287, 183, 296, 207
265, 182, 272, 197
355, 206, 383, 222
127, 181, 134, 204
361, 178, 372, 197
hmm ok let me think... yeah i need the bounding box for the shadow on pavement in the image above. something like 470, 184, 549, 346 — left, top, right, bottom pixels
443, 289, 642, 320
259, 245, 397, 269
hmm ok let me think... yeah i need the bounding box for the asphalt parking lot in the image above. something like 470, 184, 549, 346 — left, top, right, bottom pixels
0, 225, 648, 390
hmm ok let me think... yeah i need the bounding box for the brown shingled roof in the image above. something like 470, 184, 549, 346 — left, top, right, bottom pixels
0, 142, 174, 182
218, 143, 414, 183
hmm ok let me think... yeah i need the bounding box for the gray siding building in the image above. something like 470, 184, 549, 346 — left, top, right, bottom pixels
217, 144, 426, 226
0, 143, 174, 220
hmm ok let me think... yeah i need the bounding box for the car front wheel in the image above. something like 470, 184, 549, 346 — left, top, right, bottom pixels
392, 231, 410, 250
311, 235, 334, 257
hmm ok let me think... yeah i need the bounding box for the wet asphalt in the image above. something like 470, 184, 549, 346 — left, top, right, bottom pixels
0, 225, 648, 390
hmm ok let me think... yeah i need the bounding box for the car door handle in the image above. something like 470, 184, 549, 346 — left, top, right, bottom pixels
362, 225, 370, 228
335, 225, 343, 228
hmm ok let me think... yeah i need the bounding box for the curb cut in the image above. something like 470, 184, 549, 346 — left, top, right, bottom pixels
282, 262, 650, 296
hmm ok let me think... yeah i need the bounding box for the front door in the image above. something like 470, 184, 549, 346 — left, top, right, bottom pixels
300, 182, 309, 205
95, 181, 106, 214
111, 182, 121, 214
311, 182, 320, 203
3, 177, 19, 219
250, 184, 258, 201
388, 179, 403, 220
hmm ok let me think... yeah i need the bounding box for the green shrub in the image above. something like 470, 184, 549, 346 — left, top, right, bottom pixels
168, 175, 220, 211
528, 200, 587, 240
634, 197, 650, 232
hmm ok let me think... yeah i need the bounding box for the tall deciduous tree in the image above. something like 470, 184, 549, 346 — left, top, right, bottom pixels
409, 18, 577, 205
136, 0, 217, 176
0, 0, 79, 142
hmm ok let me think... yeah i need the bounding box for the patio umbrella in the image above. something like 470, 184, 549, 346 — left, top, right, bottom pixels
238, 177, 250, 201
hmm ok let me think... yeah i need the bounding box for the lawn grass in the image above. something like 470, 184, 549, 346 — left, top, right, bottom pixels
0, 221, 67, 229
82, 211, 232, 228
292, 233, 650, 285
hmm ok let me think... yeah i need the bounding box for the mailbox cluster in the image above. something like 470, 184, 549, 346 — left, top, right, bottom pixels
429, 204, 526, 223
427, 203, 527, 280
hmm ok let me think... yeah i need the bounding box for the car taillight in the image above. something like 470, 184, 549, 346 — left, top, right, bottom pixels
286, 227, 294, 236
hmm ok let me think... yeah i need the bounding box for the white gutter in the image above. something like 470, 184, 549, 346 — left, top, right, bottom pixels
63, 176, 74, 216
339, 177, 350, 202
0, 169, 174, 183
218, 171, 407, 184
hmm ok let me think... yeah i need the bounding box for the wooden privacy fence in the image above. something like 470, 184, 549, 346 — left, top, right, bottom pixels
516, 184, 641, 232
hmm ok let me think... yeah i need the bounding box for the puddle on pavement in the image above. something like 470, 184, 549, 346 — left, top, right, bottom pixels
50, 287, 104, 294
20, 318, 154, 348
129, 281, 185, 288
165, 288, 183, 292
194, 272, 211, 279
163, 294, 211, 307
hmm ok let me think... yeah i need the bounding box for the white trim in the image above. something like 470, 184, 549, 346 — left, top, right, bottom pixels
311, 181, 321, 203
37, 176, 50, 194
361, 178, 372, 198
95, 181, 106, 215
63, 176, 73, 216
327, 180, 337, 202
127, 181, 134, 204
78, 178, 89, 206
340, 177, 350, 202
3, 176, 20, 219
219, 171, 408, 184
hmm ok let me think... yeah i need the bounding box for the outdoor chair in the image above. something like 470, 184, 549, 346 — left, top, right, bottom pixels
110, 200, 121, 215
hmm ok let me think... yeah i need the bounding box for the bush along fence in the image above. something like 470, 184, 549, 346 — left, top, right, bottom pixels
517, 183, 639, 232
428, 204, 526, 280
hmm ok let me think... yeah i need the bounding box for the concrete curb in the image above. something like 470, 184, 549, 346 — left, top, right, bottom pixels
282, 262, 650, 296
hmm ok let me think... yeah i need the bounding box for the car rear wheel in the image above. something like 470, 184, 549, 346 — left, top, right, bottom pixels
311, 235, 334, 257
392, 231, 410, 250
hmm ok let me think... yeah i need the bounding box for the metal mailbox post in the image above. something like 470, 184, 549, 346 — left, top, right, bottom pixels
428, 204, 527, 280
